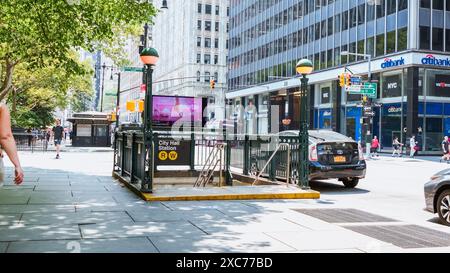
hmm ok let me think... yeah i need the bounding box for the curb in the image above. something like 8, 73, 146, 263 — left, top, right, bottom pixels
112, 172, 320, 202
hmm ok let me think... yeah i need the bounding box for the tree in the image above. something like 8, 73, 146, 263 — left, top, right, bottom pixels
8, 52, 94, 128
0, 0, 157, 101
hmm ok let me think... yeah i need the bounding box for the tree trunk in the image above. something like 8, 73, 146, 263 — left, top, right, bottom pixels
0, 60, 16, 102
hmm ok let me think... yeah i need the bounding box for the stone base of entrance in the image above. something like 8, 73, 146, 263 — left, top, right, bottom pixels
112, 172, 320, 202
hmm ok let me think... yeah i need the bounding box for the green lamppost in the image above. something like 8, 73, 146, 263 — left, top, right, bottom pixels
296, 59, 313, 190
140, 47, 159, 193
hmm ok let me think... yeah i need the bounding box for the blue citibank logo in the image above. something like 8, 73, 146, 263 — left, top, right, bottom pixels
421, 54, 450, 67
381, 57, 405, 68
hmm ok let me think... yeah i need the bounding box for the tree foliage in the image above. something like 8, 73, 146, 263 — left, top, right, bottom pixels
0, 0, 158, 100
8, 52, 94, 128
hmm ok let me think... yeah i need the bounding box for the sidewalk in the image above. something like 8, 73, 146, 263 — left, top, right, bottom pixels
0, 151, 448, 253
45, 143, 113, 153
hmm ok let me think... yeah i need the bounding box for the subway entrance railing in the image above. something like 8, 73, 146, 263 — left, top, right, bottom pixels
112, 128, 308, 192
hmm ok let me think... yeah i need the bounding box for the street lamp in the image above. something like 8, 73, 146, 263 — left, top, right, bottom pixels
140, 47, 159, 193
341, 51, 373, 157
296, 59, 313, 190
100, 63, 106, 112
161, 0, 168, 9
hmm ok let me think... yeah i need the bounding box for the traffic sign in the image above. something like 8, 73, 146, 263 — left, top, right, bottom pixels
351, 76, 362, 85
361, 83, 377, 98
345, 85, 362, 93
122, 67, 144, 72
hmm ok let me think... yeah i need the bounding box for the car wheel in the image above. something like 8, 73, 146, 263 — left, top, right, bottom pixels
342, 178, 359, 188
437, 190, 450, 226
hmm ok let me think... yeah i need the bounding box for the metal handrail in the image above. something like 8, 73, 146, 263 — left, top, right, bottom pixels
252, 143, 291, 186
194, 143, 226, 187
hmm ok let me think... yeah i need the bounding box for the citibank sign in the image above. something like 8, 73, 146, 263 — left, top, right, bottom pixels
421, 54, 450, 67
381, 57, 405, 68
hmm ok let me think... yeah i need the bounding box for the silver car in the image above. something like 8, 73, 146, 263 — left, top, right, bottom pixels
424, 169, 450, 226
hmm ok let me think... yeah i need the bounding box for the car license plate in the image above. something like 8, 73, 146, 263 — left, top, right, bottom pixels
333, 156, 346, 163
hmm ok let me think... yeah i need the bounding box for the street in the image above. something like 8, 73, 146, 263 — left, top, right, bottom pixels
0, 150, 449, 253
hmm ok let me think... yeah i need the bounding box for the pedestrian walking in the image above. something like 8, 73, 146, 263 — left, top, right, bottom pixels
52, 119, 64, 159
371, 136, 380, 158
0, 103, 24, 186
392, 137, 404, 157
441, 136, 450, 163
410, 135, 418, 158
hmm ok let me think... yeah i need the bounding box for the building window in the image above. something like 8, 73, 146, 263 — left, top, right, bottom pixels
214, 55, 219, 64
386, 30, 396, 54
197, 37, 201, 47
382, 73, 402, 98
205, 21, 211, 31
197, 20, 201, 30
205, 4, 212, 14
327, 17, 333, 36
358, 4, 365, 25
446, 29, 450, 51
432, 28, 444, 51
399, 0, 408, 11
367, 3, 375, 21
376, 33, 385, 57
377, 0, 386, 18
387, 0, 396, 15
342, 10, 349, 30
197, 54, 201, 64
198, 3, 202, 13
420, 0, 431, 8
433, 0, 444, 10
214, 38, 219, 48
215, 5, 219, 15
196, 71, 201, 82
334, 13, 341, 32
204, 72, 210, 82
366, 36, 375, 57
215, 22, 219, 32
350, 7, 357, 28
321, 20, 326, 38
205, 38, 211, 48
420, 26, 431, 50
397, 27, 407, 51
204, 54, 211, 64
214, 72, 218, 81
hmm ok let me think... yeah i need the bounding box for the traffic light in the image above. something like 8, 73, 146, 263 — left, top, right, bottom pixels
138, 100, 144, 113
210, 79, 216, 89
126, 100, 136, 112
346, 73, 352, 86
362, 95, 368, 103
110, 112, 117, 122
339, 74, 345, 87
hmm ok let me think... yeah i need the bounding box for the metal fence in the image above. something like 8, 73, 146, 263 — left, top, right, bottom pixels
113, 129, 306, 190
13, 132, 49, 152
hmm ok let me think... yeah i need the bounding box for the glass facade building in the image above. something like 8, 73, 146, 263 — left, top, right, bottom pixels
227, 0, 450, 153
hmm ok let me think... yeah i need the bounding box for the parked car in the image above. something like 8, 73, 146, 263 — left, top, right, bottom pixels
424, 169, 450, 226
244, 130, 365, 188
276, 130, 366, 188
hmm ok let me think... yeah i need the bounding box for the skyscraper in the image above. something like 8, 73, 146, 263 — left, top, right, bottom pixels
228, 0, 450, 153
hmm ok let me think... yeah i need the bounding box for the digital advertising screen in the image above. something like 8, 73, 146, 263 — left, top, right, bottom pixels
152, 96, 203, 126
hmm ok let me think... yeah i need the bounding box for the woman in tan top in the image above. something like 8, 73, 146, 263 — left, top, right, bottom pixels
0, 103, 24, 184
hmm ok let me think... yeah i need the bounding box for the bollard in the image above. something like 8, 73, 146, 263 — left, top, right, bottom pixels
243, 134, 250, 175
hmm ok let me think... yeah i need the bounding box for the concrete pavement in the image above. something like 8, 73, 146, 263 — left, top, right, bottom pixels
0, 151, 449, 253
